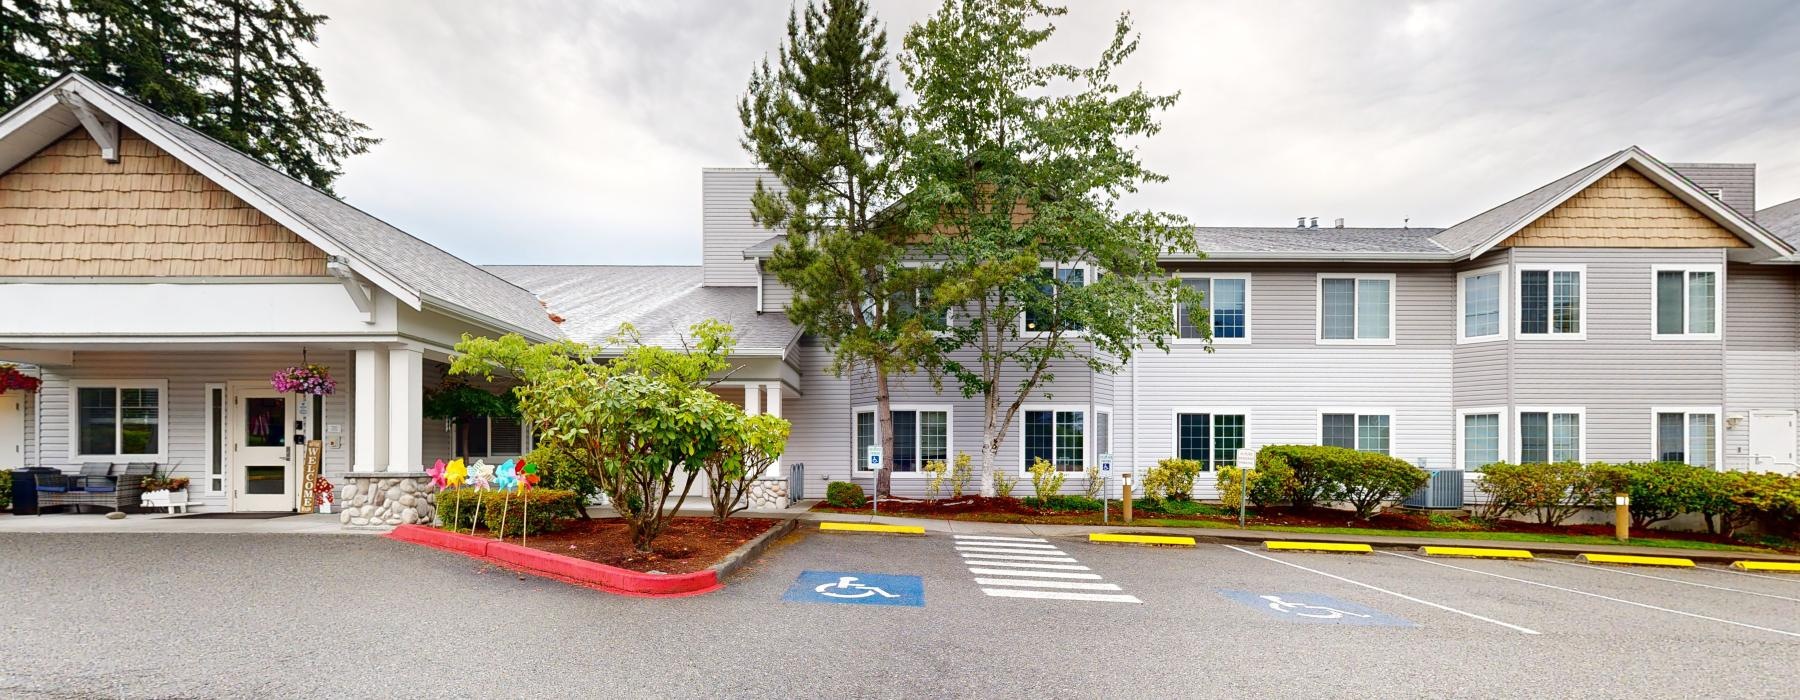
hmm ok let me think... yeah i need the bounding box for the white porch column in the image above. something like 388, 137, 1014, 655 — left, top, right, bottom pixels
743, 382, 761, 416
387, 345, 423, 473
763, 383, 782, 478
352, 348, 388, 473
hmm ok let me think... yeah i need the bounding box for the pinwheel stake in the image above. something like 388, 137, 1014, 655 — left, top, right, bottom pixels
492, 459, 520, 540
519, 462, 541, 547
466, 460, 494, 535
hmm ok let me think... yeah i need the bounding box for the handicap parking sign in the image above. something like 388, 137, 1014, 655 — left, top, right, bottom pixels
1218, 590, 1413, 627
783, 570, 924, 607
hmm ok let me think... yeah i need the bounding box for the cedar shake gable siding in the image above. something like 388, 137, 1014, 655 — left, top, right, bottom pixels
1500, 166, 1749, 249
0, 128, 328, 276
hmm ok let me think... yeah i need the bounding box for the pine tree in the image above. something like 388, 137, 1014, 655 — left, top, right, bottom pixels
740, 0, 939, 497
0, 0, 57, 106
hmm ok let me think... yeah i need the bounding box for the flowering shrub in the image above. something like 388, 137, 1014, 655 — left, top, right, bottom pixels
271, 364, 337, 395
0, 365, 41, 394
142, 476, 189, 492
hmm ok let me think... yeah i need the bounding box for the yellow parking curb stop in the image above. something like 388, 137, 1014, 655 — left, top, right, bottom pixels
1419, 546, 1534, 560
1577, 553, 1695, 568
1731, 560, 1800, 573
1089, 533, 1196, 547
819, 522, 926, 535
1263, 541, 1372, 554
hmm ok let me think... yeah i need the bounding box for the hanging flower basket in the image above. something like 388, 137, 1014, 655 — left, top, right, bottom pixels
0, 365, 41, 395
272, 364, 337, 395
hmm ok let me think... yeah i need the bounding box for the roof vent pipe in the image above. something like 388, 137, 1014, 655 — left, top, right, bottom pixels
1297, 217, 1306, 228
1334, 218, 1345, 228
1309, 217, 1319, 229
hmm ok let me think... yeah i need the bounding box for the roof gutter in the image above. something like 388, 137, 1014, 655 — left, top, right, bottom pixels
1159, 250, 1457, 263
421, 295, 560, 344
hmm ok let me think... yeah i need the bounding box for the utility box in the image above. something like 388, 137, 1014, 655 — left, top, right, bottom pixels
1404, 470, 1464, 509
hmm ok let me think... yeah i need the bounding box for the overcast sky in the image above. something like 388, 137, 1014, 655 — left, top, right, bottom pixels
304, 0, 1800, 265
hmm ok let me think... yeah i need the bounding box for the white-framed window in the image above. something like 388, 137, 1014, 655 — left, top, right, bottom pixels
1456, 408, 1506, 471
1457, 266, 1506, 343
70, 381, 167, 460
1653, 407, 1721, 468
1176, 273, 1251, 343
1022, 405, 1085, 473
1517, 265, 1585, 339
853, 405, 951, 475
1651, 265, 1721, 340
463, 416, 527, 459
1023, 263, 1090, 334
1174, 410, 1249, 470
1094, 408, 1113, 463
205, 383, 227, 494
1316, 273, 1394, 344
1319, 410, 1391, 454
1517, 407, 1584, 463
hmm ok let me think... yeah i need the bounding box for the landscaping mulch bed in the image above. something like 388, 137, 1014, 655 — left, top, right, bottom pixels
511, 517, 777, 575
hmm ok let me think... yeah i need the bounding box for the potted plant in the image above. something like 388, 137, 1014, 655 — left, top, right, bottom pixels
141, 475, 191, 512
0, 364, 41, 394
315, 478, 335, 515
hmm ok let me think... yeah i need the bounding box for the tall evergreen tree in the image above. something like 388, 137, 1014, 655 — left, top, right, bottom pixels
0, 0, 57, 106
740, 0, 937, 496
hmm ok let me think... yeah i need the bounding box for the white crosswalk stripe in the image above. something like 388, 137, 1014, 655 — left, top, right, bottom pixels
953, 537, 1139, 604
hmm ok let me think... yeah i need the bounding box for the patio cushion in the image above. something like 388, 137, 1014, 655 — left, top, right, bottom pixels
35, 485, 68, 493
81, 482, 117, 493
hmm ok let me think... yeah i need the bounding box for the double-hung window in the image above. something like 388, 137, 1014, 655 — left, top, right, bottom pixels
1177, 274, 1250, 342
1518, 266, 1584, 339
853, 407, 950, 473
1458, 409, 1504, 470
1024, 265, 1087, 333
464, 416, 526, 459
1518, 408, 1582, 463
1652, 266, 1720, 340
1318, 274, 1393, 343
1458, 267, 1505, 342
1175, 412, 1248, 470
72, 382, 166, 459
1654, 409, 1719, 468
1023, 408, 1085, 472
1321, 412, 1390, 454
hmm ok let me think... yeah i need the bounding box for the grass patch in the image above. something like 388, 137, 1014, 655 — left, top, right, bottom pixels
1134, 499, 1231, 517
1126, 519, 1777, 553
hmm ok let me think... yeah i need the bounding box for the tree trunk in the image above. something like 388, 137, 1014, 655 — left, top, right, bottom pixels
875, 368, 894, 497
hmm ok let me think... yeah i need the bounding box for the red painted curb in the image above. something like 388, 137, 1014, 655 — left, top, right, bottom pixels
385, 524, 722, 598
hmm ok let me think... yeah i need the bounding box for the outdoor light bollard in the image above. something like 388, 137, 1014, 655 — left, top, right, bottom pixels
1122, 471, 1133, 524
1614, 492, 1630, 543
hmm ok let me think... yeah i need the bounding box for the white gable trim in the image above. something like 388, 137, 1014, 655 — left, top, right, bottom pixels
1466, 148, 1793, 261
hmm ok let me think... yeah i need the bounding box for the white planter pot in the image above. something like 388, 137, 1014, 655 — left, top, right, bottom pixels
319, 501, 333, 514
141, 490, 190, 512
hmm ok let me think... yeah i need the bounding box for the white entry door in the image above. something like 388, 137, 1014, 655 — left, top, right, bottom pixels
1749, 411, 1798, 474
233, 387, 297, 511
0, 394, 23, 469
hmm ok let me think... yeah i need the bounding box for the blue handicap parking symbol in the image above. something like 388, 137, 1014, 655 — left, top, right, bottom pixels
784, 570, 924, 607
1218, 590, 1413, 627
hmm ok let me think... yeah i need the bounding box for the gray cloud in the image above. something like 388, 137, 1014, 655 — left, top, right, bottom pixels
304, 0, 1800, 264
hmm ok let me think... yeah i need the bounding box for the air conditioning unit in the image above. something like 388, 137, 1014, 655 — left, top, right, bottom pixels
1404, 470, 1464, 509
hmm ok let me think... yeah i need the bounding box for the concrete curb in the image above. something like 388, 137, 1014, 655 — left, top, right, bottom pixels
710, 517, 797, 582
386, 524, 724, 598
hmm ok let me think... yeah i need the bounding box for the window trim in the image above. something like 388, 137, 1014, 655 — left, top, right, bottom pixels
1020, 262, 1093, 337
1455, 407, 1507, 471
1649, 406, 1723, 469
1018, 403, 1088, 475
851, 404, 954, 478
1315, 408, 1395, 453
68, 379, 170, 462
1649, 264, 1723, 341
204, 383, 227, 495
1515, 264, 1587, 341
1314, 273, 1397, 346
1456, 265, 1508, 344
1514, 406, 1586, 463
1173, 272, 1252, 345
1170, 407, 1252, 472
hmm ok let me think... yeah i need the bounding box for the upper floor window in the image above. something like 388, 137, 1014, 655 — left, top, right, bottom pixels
1023, 408, 1085, 472
1518, 408, 1582, 463
1518, 266, 1584, 339
1024, 265, 1086, 333
1321, 412, 1389, 454
1176, 412, 1247, 470
1655, 409, 1718, 468
1177, 274, 1249, 342
1458, 267, 1505, 342
1652, 266, 1719, 340
1317, 274, 1393, 344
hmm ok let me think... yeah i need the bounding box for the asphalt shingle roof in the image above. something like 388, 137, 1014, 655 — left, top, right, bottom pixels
483, 265, 801, 354
1758, 196, 1800, 247
1428, 150, 1625, 255
1190, 227, 1447, 254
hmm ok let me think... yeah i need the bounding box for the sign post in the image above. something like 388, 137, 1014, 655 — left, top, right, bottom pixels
1099, 453, 1113, 524
868, 446, 883, 515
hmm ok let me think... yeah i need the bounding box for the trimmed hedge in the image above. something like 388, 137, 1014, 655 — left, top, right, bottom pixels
825, 481, 866, 508
526, 444, 600, 518
1476, 460, 1800, 536
1143, 458, 1203, 503
0, 471, 10, 511
1254, 445, 1425, 517
437, 488, 582, 536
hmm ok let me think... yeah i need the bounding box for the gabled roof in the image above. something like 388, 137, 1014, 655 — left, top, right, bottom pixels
1181, 227, 1447, 259
1759, 196, 1800, 247
0, 73, 561, 341
485, 265, 801, 355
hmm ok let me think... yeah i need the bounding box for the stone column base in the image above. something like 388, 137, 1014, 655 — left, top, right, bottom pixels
747, 478, 790, 510
338, 473, 436, 528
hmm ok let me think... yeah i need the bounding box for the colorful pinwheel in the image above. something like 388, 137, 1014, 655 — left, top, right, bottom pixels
427, 459, 448, 489
444, 458, 468, 490
494, 459, 519, 491
468, 460, 494, 490
521, 462, 541, 491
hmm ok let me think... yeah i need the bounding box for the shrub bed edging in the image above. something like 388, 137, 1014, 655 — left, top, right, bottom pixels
387, 524, 722, 598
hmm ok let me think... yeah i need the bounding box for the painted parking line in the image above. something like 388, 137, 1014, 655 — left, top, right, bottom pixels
1540, 559, 1800, 604
1715, 567, 1800, 584
954, 535, 1142, 604
1223, 545, 1540, 635
1379, 552, 1800, 639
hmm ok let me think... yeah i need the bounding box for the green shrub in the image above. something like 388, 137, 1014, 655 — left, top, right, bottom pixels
1082, 465, 1105, 500
526, 444, 599, 518
1475, 461, 1617, 526
1142, 458, 1203, 503
1700, 470, 1800, 538
1023, 495, 1102, 512
1248, 459, 1293, 507
825, 481, 867, 508
1254, 446, 1352, 509
1427, 512, 1479, 530
1028, 457, 1066, 500
1216, 465, 1253, 511
993, 469, 1017, 498
948, 453, 975, 498
1610, 461, 1713, 529
0, 471, 10, 511
437, 488, 581, 536
923, 459, 948, 500
1324, 452, 1428, 520
1135, 498, 1228, 516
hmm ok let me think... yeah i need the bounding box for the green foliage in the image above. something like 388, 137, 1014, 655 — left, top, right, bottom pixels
0, 0, 377, 191
1324, 452, 1429, 521
924, 458, 948, 500
1610, 461, 1716, 529
1142, 458, 1203, 503
1428, 512, 1480, 531
0, 470, 10, 510
1028, 457, 1066, 500
948, 452, 975, 498
825, 481, 867, 509
701, 412, 792, 521
1216, 465, 1253, 512
1082, 465, 1105, 500
1023, 495, 1102, 512
437, 488, 581, 537
450, 321, 780, 552
1255, 446, 1351, 510
1475, 462, 1618, 526
526, 443, 598, 518
424, 378, 519, 459
992, 469, 1017, 498
898, 0, 1197, 495
1699, 470, 1800, 538
1135, 498, 1228, 517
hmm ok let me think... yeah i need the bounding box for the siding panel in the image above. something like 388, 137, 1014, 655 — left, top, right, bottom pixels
702, 169, 782, 287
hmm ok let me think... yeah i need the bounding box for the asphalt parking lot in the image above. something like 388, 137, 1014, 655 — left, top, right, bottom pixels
1, 530, 1795, 699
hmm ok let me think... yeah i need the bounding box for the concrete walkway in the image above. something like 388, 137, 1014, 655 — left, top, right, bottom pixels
0, 512, 366, 535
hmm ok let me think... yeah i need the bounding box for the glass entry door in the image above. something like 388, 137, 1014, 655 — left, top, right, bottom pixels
233, 388, 295, 512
